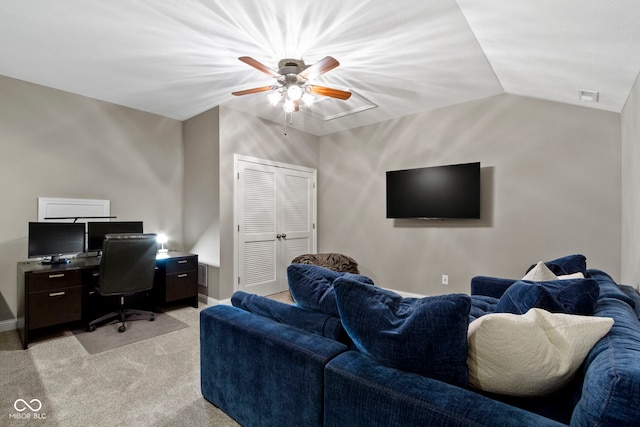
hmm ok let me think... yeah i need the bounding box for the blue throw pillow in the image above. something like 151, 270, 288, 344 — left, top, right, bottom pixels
287, 263, 374, 316
495, 278, 599, 315
526, 254, 587, 276
231, 291, 349, 342
333, 276, 470, 387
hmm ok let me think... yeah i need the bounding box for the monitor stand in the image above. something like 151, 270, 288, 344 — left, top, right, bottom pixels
40, 255, 70, 265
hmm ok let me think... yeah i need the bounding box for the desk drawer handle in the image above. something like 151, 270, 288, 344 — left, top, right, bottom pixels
49, 291, 66, 297
178, 274, 188, 278
178, 260, 188, 264
49, 273, 65, 279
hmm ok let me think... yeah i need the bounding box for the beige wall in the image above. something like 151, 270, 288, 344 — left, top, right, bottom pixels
318, 94, 621, 295
0, 73, 628, 316
622, 71, 640, 287
0, 75, 183, 324
183, 107, 221, 297
182, 106, 320, 300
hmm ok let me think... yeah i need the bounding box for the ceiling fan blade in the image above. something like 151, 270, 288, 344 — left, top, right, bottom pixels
298, 56, 340, 81
238, 56, 280, 78
232, 86, 274, 96
308, 85, 352, 100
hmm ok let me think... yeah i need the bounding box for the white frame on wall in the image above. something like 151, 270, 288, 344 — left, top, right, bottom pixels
37, 197, 111, 222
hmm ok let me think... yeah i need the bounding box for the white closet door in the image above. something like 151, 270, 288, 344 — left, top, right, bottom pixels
279, 168, 315, 288
237, 157, 316, 296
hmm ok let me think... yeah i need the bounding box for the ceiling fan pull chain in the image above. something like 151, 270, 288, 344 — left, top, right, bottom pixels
283, 111, 288, 136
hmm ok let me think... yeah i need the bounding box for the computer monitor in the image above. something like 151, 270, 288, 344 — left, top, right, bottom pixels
28, 222, 86, 264
87, 221, 144, 252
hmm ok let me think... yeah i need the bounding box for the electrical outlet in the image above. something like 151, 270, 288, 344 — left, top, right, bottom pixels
442, 275, 449, 285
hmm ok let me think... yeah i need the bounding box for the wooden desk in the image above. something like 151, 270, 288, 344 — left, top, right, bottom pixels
16, 251, 198, 349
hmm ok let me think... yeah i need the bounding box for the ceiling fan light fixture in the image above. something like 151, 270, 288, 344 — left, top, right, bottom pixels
234, 56, 351, 114
283, 98, 296, 113
267, 91, 282, 106
287, 84, 303, 101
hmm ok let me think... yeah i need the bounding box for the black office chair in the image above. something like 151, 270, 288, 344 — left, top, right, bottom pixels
87, 233, 158, 333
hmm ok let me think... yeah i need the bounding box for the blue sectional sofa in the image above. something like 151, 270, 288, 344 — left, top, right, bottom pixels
200, 256, 640, 426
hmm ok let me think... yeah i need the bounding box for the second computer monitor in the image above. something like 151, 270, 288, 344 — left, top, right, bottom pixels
87, 221, 144, 252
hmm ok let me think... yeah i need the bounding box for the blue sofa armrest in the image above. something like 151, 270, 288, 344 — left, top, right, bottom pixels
571, 296, 640, 426
325, 351, 566, 427
470, 276, 517, 298
200, 305, 347, 427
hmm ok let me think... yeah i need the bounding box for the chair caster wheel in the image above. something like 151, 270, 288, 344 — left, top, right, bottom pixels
87, 324, 96, 332
118, 325, 126, 333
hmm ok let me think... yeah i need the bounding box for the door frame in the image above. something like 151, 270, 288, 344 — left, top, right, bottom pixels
233, 154, 317, 293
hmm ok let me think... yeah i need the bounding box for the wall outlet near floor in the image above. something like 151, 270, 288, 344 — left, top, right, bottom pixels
442, 274, 449, 285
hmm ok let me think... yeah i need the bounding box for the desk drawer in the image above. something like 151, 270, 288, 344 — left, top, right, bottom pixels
28, 270, 81, 292
165, 271, 197, 302
29, 286, 82, 329
166, 257, 197, 274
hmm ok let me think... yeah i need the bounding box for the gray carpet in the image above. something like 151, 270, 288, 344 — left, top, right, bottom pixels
72, 311, 188, 354
0, 303, 240, 426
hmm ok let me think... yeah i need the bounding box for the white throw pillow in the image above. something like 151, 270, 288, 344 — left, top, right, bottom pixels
558, 272, 585, 280
467, 308, 613, 396
523, 261, 585, 281
522, 261, 558, 281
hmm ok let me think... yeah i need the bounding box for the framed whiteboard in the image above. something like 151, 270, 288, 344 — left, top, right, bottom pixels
37, 198, 111, 222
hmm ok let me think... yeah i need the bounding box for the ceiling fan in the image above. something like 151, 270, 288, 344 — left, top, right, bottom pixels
232, 56, 351, 113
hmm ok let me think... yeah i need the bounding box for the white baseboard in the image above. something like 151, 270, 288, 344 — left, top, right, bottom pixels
0, 318, 17, 333
199, 293, 231, 306
385, 288, 427, 298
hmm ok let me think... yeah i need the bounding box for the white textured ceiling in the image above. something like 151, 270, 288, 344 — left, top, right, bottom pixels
1, 0, 639, 136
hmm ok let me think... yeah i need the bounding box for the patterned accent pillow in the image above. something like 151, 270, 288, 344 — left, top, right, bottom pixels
290, 253, 360, 274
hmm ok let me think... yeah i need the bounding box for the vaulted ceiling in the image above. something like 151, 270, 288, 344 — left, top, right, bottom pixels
1, 0, 639, 136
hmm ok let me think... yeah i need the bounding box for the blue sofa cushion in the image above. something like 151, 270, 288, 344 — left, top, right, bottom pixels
471, 276, 517, 298
287, 263, 374, 316
333, 276, 470, 387
470, 295, 499, 322
526, 254, 587, 276
231, 291, 350, 343
588, 269, 636, 307
495, 278, 600, 315
325, 351, 567, 427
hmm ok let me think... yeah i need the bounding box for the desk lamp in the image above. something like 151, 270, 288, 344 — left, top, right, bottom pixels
157, 233, 169, 253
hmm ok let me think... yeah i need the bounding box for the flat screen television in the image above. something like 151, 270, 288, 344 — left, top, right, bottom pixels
87, 221, 144, 251
28, 222, 86, 264
386, 162, 481, 219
